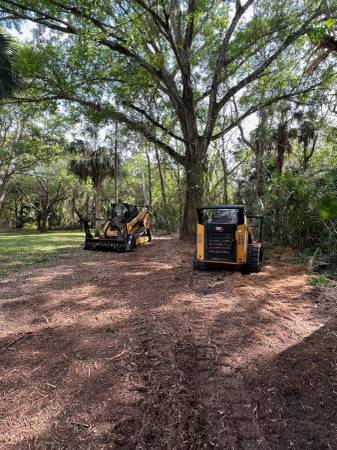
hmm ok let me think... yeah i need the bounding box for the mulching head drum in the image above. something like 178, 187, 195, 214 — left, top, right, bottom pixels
84, 238, 127, 252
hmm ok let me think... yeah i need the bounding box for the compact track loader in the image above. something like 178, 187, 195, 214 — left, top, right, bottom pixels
83, 203, 151, 252
193, 205, 263, 274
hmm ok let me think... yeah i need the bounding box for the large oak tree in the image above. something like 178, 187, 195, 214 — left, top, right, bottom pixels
1, 0, 336, 236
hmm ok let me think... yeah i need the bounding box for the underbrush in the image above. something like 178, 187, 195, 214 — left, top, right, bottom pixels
287, 246, 337, 280
309, 274, 333, 287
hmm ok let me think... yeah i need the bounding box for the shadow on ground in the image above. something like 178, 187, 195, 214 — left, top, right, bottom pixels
246, 317, 337, 450
0, 237, 334, 449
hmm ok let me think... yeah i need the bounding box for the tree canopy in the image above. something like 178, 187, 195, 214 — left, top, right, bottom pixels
0, 0, 336, 251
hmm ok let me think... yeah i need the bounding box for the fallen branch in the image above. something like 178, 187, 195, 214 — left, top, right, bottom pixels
71, 421, 90, 428
0, 332, 32, 351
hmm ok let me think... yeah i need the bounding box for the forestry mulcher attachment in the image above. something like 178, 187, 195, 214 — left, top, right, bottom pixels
193, 205, 263, 274
83, 203, 151, 252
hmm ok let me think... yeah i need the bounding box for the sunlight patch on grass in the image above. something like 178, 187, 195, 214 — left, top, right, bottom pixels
0, 230, 84, 278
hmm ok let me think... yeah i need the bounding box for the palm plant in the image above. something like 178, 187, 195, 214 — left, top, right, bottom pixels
68, 140, 115, 235
0, 32, 19, 99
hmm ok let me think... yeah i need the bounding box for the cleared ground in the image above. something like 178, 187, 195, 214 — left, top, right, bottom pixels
0, 235, 336, 449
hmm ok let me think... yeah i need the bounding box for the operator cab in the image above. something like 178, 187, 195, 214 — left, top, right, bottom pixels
111, 203, 139, 223
211, 208, 238, 224
201, 206, 245, 225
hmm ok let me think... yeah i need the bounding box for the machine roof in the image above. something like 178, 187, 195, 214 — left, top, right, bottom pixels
198, 205, 244, 210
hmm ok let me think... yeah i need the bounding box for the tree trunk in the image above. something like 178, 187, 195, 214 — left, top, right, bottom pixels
220, 133, 228, 204
303, 135, 317, 171
40, 213, 48, 233
155, 148, 170, 234
255, 139, 264, 198
145, 148, 152, 207
255, 109, 267, 201
221, 157, 228, 204
15, 202, 26, 229
95, 182, 102, 236
180, 139, 206, 239
85, 193, 90, 218
114, 121, 119, 203
141, 169, 147, 205
0, 172, 9, 216
174, 164, 184, 233
276, 122, 289, 174
36, 213, 41, 231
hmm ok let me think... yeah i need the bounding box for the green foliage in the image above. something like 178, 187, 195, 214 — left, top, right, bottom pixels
320, 198, 337, 220
68, 140, 115, 186
118, 150, 182, 232
309, 274, 332, 287
262, 169, 337, 250
1, 0, 337, 243
0, 31, 19, 98
289, 253, 309, 265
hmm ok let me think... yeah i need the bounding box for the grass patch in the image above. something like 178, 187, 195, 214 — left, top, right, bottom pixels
288, 248, 316, 265
309, 274, 333, 287
289, 255, 308, 265
0, 230, 84, 278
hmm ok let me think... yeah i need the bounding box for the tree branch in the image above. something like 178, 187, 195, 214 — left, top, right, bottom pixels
55, 94, 187, 167
45, 0, 125, 42
123, 101, 186, 143
0, 0, 184, 109
211, 81, 329, 141
216, 10, 321, 114
0, 0, 77, 33
205, 0, 255, 137
183, 0, 197, 49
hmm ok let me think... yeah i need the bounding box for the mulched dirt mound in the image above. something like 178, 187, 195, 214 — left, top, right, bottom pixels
0, 236, 336, 449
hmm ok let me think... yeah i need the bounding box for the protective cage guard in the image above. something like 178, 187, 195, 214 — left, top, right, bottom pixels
194, 205, 264, 273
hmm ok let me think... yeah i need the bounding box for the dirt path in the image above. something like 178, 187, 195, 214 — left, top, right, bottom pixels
0, 237, 336, 449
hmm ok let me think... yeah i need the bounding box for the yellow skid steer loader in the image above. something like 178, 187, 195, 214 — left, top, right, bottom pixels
83, 203, 151, 251
193, 205, 263, 274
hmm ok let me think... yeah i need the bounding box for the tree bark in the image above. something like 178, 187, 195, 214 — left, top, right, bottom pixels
220, 132, 228, 204
36, 214, 41, 231
114, 121, 119, 203
15, 202, 26, 229
254, 109, 267, 201
145, 148, 152, 208
0, 172, 9, 216
303, 135, 317, 171
221, 156, 228, 204
275, 122, 290, 174
180, 139, 206, 239
174, 164, 184, 233
94, 181, 102, 236
155, 148, 170, 234
255, 139, 264, 198
141, 169, 147, 205
40, 213, 48, 233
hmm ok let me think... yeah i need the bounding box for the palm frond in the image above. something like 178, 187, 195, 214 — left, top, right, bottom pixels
0, 32, 19, 99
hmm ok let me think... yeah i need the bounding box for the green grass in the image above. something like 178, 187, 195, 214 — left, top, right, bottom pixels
309, 274, 333, 287
0, 230, 84, 278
